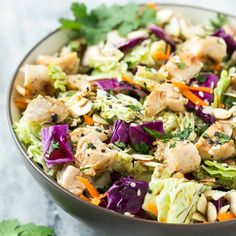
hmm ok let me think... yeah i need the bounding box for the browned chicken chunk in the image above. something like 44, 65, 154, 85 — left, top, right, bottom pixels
144, 83, 187, 117
164, 141, 201, 174
196, 122, 236, 160
23, 96, 69, 124
75, 134, 117, 176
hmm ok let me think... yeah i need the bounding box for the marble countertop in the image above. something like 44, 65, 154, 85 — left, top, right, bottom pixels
0, 0, 235, 235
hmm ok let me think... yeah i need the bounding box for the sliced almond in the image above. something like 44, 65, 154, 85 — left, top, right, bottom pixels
132, 154, 154, 161
207, 202, 217, 223
205, 190, 227, 201
219, 204, 230, 214
197, 194, 207, 215
92, 114, 109, 125
192, 212, 206, 222
225, 191, 236, 216
213, 108, 232, 120
141, 161, 162, 168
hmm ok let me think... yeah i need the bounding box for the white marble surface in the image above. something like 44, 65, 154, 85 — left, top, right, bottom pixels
0, 0, 235, 235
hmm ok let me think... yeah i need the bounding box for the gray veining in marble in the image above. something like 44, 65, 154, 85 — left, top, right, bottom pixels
0, 0, 235, 235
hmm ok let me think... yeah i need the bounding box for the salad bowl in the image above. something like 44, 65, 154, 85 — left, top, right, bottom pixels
7, 4, 236, 236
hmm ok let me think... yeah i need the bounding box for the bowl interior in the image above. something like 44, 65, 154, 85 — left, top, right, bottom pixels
8, 3, 236, 226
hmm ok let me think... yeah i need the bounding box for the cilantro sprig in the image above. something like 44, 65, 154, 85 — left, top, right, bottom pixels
59, 2, 157, 45
210, 13, 228, 30
144, 124, 192, 143
0, 220, 54, 236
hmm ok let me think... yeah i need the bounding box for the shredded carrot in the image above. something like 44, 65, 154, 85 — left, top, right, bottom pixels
77, 177, 100, 198
147, 2, 158, 10
80, 194, 90, 202
145, 203, 158, 215
172, 81, 213, 93
180, 88, 207, 107
217, 212, 235, 221
154, 44, 171, 61
90, 197, 101, 206
121, 74, 141, 89
83, 115, 94, 125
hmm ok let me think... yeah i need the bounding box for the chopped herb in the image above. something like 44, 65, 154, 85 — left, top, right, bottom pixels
126, 105, 142, 112
143, 127, 172, 142
59, 2, 157, 45
68, 41, 80, 52
133, 142, 149, 154
196, 73, 207, 83
144, 124, 192, 142
214, 132, 231, 144
51, 141, 59, 151
114, 141, 126, 149
202, 132, 210, 139
80, 166, 91, 172
222, 95, 236, 108
176, 62, 186, 69
169, 142, 176, 149
210, 13, 228, 30
108, 90, 114, 96
174, 124, 192, 141
87, 143, 96, 149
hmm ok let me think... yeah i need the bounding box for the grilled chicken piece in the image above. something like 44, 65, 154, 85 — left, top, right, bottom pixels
57, 165, 85, 196
181, 36, 227, 62
36, 52, 79, 74
200, 36, 227, 62
164, 141, 201, 174
75, 134, 117, 176
23, 96, 69, 124
20, 64, 54, 97
196, 122, 236, 160
70, 126, 110, 143
144, 83, 187, 116
164, 53, 202, 82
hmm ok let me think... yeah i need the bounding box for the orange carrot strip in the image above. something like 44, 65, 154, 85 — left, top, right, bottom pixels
154, 44, 171, 61
145, 203, 158, 215
90, 197, 101, 206
80, 194, 90, 202
83, 115, 94, 125
217, 212, 235, 221
77, 177, 100, 198
121, 74, 141, 89
180, 88, 207, 107
147, 2, 158, 10
172, 81, 213, 93
214, 63, 222, 72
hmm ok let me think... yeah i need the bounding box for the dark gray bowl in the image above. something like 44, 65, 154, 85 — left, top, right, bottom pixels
7, 4, 236, 236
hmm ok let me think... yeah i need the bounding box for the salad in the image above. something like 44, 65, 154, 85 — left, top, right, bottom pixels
14, 2, 236, 224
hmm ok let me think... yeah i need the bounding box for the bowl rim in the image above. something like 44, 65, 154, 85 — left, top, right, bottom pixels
7, 3, 236, 227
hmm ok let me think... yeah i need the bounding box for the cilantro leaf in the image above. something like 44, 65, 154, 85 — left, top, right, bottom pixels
222, 95, 236, 108
210, 13, 228, 30
0, 220, 54, 236
214, 132, 231, 144
0, 220, 19, 236
114, 141, 126, 149
133, 142, 149, 154
143, 127, 172, 142
126, 105, 141, 112
59, 2, 157, 45
196, 73, 207, 83
176, 62, 186, 69
174, 124, 192, 141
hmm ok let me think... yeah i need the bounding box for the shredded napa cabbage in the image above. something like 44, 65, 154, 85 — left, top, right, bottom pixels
14, 118, 57, 176
94, 89, 143, 122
